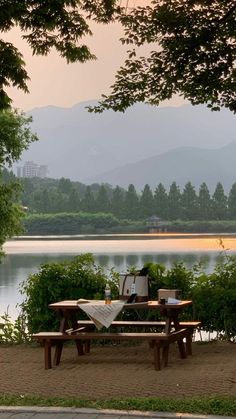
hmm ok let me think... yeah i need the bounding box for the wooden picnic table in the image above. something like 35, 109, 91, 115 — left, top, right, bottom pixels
32, 299, 195, 370
49, 299, 192, 335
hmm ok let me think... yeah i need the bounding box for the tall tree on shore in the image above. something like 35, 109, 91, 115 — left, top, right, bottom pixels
198, 183, 212, 220
139, 184, 154, 219
168, 182, 182, 220
67, 188, 81, 212
110, 186, 125, 219
81, 186, 95, 213
96, 184, 111, 213
153, 183, 168, 219
181, 182, 199, 220
212, 182, 228, 220
228, 183, 236, 219
124, 184, 139, 220
58, 178, 73, 194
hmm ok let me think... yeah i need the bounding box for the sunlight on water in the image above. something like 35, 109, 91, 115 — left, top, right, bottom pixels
3, 235, 236, 254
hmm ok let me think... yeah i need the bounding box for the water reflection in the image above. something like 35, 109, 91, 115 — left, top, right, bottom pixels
141, 254, 155, 265
126, 254, 139, 267
113, 255, 125, 268
96, 254, 110, 267
0, 254, 75, 319
215, 253, 227, 265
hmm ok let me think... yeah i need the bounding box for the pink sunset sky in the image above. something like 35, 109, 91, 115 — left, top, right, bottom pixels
4, 7, 185, 112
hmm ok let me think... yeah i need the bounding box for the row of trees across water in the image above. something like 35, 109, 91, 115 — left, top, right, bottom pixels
4, 170, 236, 221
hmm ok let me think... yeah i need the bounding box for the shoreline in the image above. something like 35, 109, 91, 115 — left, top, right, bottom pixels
8, 232, 236, 241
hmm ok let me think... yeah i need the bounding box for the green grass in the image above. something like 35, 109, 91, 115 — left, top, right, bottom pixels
0, 395, 235, 416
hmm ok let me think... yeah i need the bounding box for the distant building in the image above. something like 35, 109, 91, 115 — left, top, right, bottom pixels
17, 166, 22, 177
36, 165, 48, 178
18, 161, 48, 178
145, 215, 166, 233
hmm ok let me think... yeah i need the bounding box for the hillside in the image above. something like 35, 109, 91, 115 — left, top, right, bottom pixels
17, 101, 236, 188
86, 142, 236, 191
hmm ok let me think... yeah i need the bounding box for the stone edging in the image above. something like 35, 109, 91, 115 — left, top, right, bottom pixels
0, 406, 234, 419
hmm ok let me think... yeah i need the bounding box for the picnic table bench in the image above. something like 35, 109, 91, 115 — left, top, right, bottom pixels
33, 328, 189, 370
75, 319, 201, 355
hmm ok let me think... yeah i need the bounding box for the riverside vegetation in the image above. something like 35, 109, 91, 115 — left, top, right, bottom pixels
0, 252, 236, 416
1, 252, 235, 342
4, 170, 236, 234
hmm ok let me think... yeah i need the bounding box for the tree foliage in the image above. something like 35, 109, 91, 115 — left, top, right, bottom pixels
212, 182, 228, 220
181, 182, 198, 220
91, 0, 236, 113
1, 1, 235, 113
0, 110, 37, 165
0, 110, 37, 257
139, 184, 153, 218
198, 182, 212, 220
154, 183, 168, 219
17, 175, 236, 223
228, 183, 236, 219
0, 0, 120, 109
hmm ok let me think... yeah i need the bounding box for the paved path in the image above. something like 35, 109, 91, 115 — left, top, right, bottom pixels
0, 407, 234, 419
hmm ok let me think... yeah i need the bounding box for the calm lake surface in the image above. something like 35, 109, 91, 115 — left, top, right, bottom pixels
1, 233, 236, 319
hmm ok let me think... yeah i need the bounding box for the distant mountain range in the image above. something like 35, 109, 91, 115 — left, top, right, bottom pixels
17, 101, 236, 190
86, 142, 236, 192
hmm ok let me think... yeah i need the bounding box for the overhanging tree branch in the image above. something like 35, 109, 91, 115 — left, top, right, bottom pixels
90, 0, 236, 113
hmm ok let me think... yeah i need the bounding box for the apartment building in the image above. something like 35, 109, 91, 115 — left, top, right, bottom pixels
17, 161, 48, 178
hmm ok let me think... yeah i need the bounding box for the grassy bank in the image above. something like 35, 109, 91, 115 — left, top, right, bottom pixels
0, 395, 236, 416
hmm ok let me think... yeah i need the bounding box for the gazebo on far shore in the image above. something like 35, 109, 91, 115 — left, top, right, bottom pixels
145, 215, 166, 233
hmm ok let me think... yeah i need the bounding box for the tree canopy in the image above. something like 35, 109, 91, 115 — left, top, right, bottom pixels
14, 175, 236, 222
92, 0, 236, 113
0, 0, 119, 109
1, 1, 235, 113
0, 110, 37, 257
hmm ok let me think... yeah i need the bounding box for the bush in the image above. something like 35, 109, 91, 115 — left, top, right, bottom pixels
0, 312, 29, 344
18, 254, 236, 341
191, 257, 236, 341
143, 262, 193, 300
20, 253, 118, 334
144, 258, 236, 341
23, 212, 122, 235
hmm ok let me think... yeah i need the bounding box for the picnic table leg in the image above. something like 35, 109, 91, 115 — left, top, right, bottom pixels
53, 342, 64, 366
84, 341, 90, 353
164, 317, 172, 334
152, 341, 161, 371
185, 331, 193, 355
171, 313, 187, 359
177, 339, 187, 359
44, 340, 52, 369
162, 343, 169, 367
76, 341, 84, 356
59, 316, 67, 332
53, 340, 84, 366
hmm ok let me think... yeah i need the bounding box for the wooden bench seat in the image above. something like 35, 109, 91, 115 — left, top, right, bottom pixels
76, 320, 201, 329
32, 328, 189, 371
76, 320, 201, 355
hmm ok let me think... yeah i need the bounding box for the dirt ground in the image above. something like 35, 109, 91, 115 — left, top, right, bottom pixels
0, 341, 235, 400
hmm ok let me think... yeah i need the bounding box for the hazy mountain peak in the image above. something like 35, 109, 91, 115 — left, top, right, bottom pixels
18, 101, 236, 191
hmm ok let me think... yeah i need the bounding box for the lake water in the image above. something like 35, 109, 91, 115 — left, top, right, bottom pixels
1, 233, 235, 319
